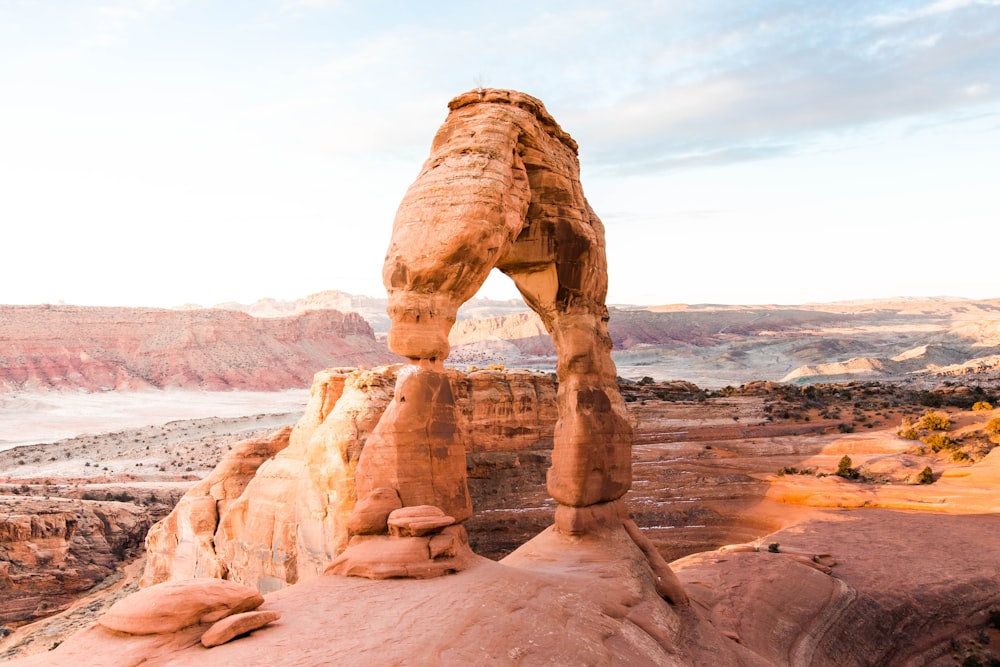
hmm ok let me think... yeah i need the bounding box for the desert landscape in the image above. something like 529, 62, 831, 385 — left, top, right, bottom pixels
1, 87, 1000, 666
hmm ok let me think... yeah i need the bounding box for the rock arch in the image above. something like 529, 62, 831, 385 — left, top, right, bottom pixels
365, 88, 631, 526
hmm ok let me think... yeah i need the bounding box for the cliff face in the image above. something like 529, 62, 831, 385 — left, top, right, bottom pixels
142, 366, 556, 591
0, 500, 151, 627
0, 306, 393, 392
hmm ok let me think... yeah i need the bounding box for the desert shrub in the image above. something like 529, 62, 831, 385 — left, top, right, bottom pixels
989, 609, 1000, 630
897, 418, 919, 440
951, 450, 971, 462
837, 422, 855, 433
916, 466, 934, 484
922, 433, 957, 452
836, 455, 859, 479
986, 418, 1000, 437
919, 410, 951, 431
768, 543, 780, 553
973, 401, 994, 411
777, 466, 815, 476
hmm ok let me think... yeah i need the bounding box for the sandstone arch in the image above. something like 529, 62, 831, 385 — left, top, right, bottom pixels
369, 88, 631, 521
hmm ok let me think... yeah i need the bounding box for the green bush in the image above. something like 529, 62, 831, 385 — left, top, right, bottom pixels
951, 450, 971, 462
918, 410, 951, 431
986, 417, 1000, 437
972, 401, 993, 411
916, 466, 934, 484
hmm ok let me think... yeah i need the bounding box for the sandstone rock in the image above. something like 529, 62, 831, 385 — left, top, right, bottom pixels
99, 579, 263, 635
352, 365, 472, 523
346, 487, 402, 535
141, 366, 556, 592
200, 610, 281, 648
141, 427, 292, 587
0, 306, 390, 393
214, 367, 397, 591
380, 88, 632, 513
386, 505, 455, 537
326, 524, 475, 580
0, 499, 150, 627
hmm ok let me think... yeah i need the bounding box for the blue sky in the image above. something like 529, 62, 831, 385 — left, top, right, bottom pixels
1, 0, 998, 307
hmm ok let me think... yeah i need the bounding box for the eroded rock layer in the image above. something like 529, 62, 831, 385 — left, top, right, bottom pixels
1, 500, 150, 627
142, 366, 556, 591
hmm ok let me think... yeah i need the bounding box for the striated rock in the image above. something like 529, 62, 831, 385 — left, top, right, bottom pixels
141, 427, 292, 586
0, 499, 151, 627
346, 487, 401, 535
326, 524, 475, 580
98, 578, 263, 635
353, 365, 472, 523
208, 367, 397, 591
0, 306, 391, 393
200, 610, 280, 648
379, 88, 632, 520
141, 365, 555, 591
386, 505, 455, 537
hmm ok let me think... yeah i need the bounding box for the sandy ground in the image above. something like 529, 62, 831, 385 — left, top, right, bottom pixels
0, 389, 308, 452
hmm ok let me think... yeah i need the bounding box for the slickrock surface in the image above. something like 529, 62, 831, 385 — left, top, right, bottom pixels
0, 306, 392, 392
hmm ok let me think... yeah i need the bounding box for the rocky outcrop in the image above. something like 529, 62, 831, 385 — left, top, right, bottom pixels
141, 366, 556, 591
376, 88, 631, 527
0, 499, 151, 627
0, 306, 391, 392
140, 428, 294, 586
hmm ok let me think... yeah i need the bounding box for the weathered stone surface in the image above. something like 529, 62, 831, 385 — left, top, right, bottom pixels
346, 487, 402, 535
0, 306, 390, 393
98, 579, 263, 635
0, 499, 150, 627
141, 428, 292, 587
213, 367, 396, 592
380, 88, 631, 512
353, 365, 472, 523
200, 610, 280, 648
140, 366, 555, 592
387, 505, 455, 537
326, 524, 475, 580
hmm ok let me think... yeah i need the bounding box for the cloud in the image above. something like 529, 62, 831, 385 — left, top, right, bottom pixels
560, 1, 1000, 173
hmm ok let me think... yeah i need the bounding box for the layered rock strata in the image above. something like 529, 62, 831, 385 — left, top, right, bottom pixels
378, 89, 632, 519
142, 366, 556, 590
1, 500, 151, 627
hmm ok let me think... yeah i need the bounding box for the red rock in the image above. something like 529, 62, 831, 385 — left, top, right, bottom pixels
347, 487, 402, 535
387, 505, 455, 537
379, 89, 632, 514
0, 306, 390, 393
200, 610, 281, 648
352, 366, 472, 523
98, 579, 263, 635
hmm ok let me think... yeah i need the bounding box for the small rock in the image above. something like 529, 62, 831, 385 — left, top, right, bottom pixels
99, 579, 264, 635
201, 610, 281, 648
387, 505, 455, 537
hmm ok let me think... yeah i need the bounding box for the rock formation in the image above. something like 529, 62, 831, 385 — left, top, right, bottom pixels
142, 366, 556, 590
0, 306, 390, 392
1, 499, 150, 628
379, 89, 632, 520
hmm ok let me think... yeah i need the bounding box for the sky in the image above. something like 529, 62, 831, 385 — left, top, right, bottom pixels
1, 0, 998, 308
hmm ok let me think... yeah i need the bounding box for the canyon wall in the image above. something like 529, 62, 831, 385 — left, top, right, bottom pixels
0, 306, 393, 392
0, 500, 150, 627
